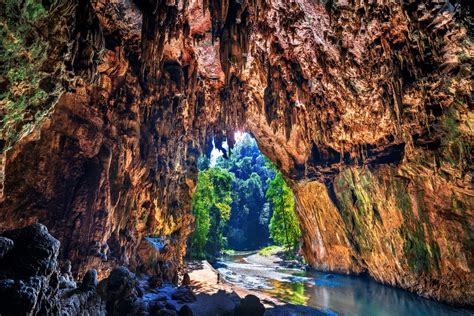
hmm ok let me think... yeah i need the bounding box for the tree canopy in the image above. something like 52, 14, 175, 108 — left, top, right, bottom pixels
266, 171, 301, 250
188, 167, 233, 259
216, 134, 275, 250
188, 133, 301, 258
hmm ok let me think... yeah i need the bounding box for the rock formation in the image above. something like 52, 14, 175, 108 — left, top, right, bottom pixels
0, 223, 106, 315
0, 0, 472, 307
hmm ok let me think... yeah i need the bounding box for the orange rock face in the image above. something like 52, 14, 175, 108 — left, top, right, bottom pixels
0, 0, 472, 306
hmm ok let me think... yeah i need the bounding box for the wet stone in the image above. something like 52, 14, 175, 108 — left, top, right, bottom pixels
0, 237, 13, 259
80, 269, 98, 291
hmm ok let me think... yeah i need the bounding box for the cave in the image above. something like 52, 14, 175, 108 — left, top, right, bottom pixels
0, 0, 473, 315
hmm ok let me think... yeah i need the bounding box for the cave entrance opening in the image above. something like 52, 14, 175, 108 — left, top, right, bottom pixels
186, 132, 301, 261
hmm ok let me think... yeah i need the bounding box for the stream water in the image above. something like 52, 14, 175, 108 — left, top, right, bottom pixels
215, 251, 473, 316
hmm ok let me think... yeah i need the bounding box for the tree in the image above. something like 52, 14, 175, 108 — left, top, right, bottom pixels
188, 167, 233, 259
188, 171, 213, 258
215, 134, 276, 250
189, 133, 300, 255
266, 171, 301, 251
205, 167, 234, 256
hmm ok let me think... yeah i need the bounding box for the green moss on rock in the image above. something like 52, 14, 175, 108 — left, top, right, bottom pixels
0, 0, 71, 152
403, 223, 432, 274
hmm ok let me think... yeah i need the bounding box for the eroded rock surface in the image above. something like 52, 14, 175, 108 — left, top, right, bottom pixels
0, 223, 106, 316
0, 223, 200, 315
0, 0, 472, 306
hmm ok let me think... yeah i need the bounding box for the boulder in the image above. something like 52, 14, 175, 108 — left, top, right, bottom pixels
0, 224, 109, 316
149, 300, 166, 315
234, 294, 265, 316
171, 286, 196, 303
98, 266, 143, 315
149, 274, 163, 288
80, 269, 98, 291
165, 302, 177, 310
1, 223, 60, 278
157, 309, 178, 316
178, 304, 193, 316
0, 237, 13, 260
181, 272, 191, 286
58, 260, 77, 289
0, 224, 61, 316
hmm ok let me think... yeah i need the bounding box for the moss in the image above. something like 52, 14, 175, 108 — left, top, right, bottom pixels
333, 169, 376, 254
394, 178, 413, 219
429, 240, 441, 271
440, 105, 471, 168
451, 195, 473, 255
403, 223, 431, 274
394, 178, 442, 273
258, 245, 282, 256
23, 0, 47, 21
0, 2, 53, 151
5, 0, 47, 22
336, 169, 374, 216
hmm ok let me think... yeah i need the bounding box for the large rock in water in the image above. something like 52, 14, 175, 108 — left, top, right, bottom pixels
0, 224, 61, 315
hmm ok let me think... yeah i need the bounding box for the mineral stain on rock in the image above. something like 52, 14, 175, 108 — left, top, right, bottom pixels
0, 0, 472, 314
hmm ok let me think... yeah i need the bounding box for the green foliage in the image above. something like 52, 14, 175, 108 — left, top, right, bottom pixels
215, 134, 276, 250
0, 0, 53, 151
258, 245, 281, 256
394, 178, 413, 219
266, 171, 301, 251
188, 171, 213, 258
188, 167, 234, 259
23, 0, 47, 21
189, 133, 301, 257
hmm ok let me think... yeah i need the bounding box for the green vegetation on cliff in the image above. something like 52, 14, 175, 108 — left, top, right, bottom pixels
1, 0, 67, 151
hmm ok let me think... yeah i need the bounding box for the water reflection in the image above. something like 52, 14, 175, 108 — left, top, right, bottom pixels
300, 271, 473, 316
216, 253, 474, 316
263, 279, 308, 305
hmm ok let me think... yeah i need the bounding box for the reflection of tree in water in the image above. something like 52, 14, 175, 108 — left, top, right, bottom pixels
265, 279, 308, 306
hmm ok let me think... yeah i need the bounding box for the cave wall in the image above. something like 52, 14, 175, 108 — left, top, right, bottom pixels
293, 165, 473, 304
0, 0, 472, 306
236, 0, 474, 305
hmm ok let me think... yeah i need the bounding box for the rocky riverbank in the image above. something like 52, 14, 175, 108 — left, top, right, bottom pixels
185, 260, 329, 316
0, 223, 327, 315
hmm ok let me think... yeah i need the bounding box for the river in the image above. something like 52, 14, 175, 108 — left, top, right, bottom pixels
214, 251, 473, 316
